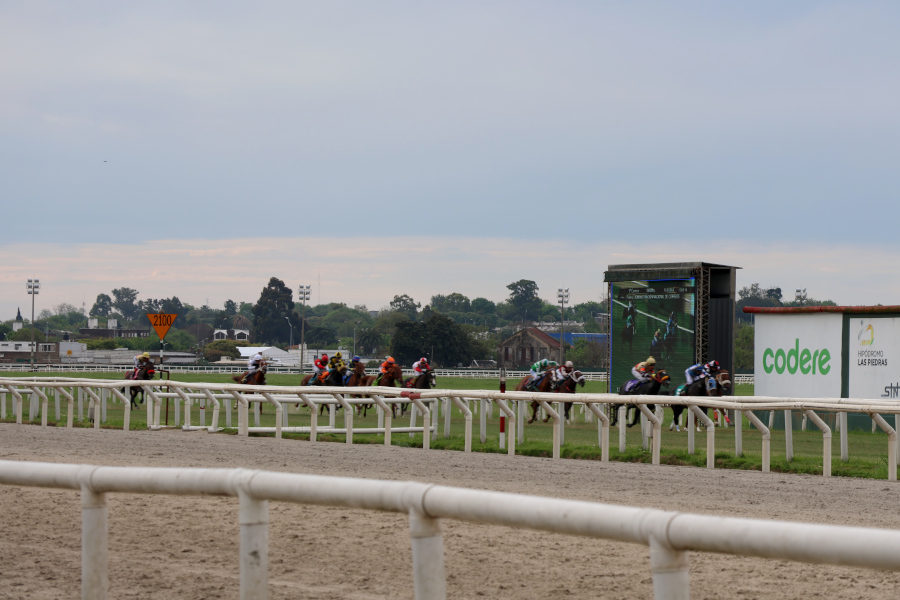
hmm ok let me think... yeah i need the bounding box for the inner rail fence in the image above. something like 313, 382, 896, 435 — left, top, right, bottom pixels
2, 460, 900, 600
0, 376, 897, 480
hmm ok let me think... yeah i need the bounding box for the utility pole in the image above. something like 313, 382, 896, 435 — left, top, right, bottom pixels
26, 278, 40, 371
557, 287, 569, 364
284, 316, 293, 350
299, 284, 311, 372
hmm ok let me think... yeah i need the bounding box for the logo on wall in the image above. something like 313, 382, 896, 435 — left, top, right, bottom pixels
858, 321, 875, 346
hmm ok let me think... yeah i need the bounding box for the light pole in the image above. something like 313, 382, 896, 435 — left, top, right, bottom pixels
795, 288, 807, 307
557, 287, 569, 364
26, 278, 40, 371
284, 316, 293, 350
299, 284, 311, 372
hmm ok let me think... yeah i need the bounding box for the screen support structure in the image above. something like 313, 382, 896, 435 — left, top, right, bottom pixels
694, 267, 710, 365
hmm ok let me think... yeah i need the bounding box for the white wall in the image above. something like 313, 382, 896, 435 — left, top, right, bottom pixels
755, 313, 842, 398
848, 316, 900, 400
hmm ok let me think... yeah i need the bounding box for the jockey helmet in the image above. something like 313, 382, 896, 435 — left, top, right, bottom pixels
353, 355, 360, 362
706, 360, 720, 371
321, 354, 328, 360
565, 361, 573, 368
645, 356, 657, 366
386, 356, 395, 363
142, 352, 150, 358
420, 357, 428, 363
335, 352, 342, 358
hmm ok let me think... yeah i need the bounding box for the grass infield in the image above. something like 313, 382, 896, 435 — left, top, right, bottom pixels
1, 372, 896, 480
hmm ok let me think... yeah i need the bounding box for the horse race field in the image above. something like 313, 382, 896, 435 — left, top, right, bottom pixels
2, 421, 900, 599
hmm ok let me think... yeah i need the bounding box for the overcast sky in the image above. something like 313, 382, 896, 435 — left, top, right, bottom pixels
2, 2, 898, 317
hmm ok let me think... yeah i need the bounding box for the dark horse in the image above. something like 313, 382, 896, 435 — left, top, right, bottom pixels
232, 360, 268, 412
673, 370, 732, 431
555, 369, 587, 421
398, 369, 436, 416
123, 360, 155, 409
610, 369, 670, 427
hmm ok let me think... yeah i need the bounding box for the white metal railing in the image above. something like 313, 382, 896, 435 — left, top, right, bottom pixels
2, 459, 900, 600
0, 376, 897, 481
0, 364, 613, 381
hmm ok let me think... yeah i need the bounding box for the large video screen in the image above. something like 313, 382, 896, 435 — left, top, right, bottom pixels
610, 278, 697, 391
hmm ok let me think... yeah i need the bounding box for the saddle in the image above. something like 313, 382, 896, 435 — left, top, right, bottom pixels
674, 384, 687, 396
623, 379, 644, 394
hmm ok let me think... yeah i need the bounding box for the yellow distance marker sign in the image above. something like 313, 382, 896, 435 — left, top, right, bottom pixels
147, 313, 177, 340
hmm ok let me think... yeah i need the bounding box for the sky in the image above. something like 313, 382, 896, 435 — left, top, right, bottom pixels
2, 2, 899, 318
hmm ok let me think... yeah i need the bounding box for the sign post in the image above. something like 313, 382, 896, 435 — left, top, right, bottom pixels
499, 368, 506, 449
147, 314, 177, 365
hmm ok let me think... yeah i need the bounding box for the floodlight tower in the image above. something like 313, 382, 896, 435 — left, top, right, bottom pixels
26, 278, 40, 371
299, 284, 311, 371
557, 287, 569, 363
795, 288, 807, 307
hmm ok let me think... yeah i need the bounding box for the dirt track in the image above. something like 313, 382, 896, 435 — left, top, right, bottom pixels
1, 424, 899, 599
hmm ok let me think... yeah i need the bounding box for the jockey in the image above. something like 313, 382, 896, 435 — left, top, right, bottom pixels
328, 352, 346, 372
133, 351, 150, 370
666, 312, 677, 337
551, 360, 574, 389
375, 356, 396, 385
412, 357, 431, 380
685, 360, 720, 386
651, 329, 662, 347
313, 354, 330, 383
242, 352, 264, 384
527, 358, 558, 391
349, 355, 362, 370
632, 356, 656, 382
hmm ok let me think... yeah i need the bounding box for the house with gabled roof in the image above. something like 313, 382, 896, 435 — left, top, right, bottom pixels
497, 327, 561, 368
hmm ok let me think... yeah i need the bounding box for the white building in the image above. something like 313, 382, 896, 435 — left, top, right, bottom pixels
237, 346, 298, 366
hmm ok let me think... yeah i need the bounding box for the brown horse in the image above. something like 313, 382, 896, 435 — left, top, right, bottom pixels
516, 371, 555, 424
555, 369, 586, 421
676, 369, 732, 431
232, 360, 268, 412
371, 362, 404, 418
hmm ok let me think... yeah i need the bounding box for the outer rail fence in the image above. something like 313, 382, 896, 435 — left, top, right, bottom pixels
3, 460, 900, 600
0, 364, 758, 384
0, 376, 897, 479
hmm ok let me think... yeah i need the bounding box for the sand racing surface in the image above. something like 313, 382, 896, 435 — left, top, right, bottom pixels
2, 424, 900, 599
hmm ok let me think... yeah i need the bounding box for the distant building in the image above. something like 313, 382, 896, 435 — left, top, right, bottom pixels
79, 316, 150, 339
214, 328, 250, 342
0, 341, 58, 364
497, 328, 561, 368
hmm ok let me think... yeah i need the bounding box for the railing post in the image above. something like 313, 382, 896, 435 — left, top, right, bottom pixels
239, 490, 269, 600
649, 535, 690, 600
744, 410, 771, 473
690, 406, 715, 469
409, 510, 447, 600
784, 410, 794, 462
687, 406, 695, 454
587, 403, 609, 462
839, 412, 848, 462
479, 399, 487, 444
619, 405, 627, 452
81, 486, 108, 600
804, 410, 831, 477
734, 409, 742, 457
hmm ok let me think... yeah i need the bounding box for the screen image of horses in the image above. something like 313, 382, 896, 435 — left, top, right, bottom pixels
611, 278, 696, 391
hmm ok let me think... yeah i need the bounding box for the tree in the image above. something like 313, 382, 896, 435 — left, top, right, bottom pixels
565, 338, 607, 369
203, 339, 240, 363
111, 288, 140, 320
391, 313, 474, 367
251, 277, 303, 345
224, 299, 238, 316
505, 280, 542, 322
471, 297, 496, 314
90, 293, 113, 317
305, 325, 337, 347
390, 294, 421, 320
734, 323, 754, 369
10, 328, 46, 342
356, 328, 385, 356
431, 293, 471, 313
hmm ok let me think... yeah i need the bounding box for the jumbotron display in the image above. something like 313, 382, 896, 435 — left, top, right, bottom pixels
610, 278, 697, 391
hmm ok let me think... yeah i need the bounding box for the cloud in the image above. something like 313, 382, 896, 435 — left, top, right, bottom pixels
0, 236, 894, 320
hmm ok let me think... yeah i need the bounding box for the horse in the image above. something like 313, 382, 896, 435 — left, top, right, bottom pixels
609, 369, 670, 428
232, 360, 268, 412
515, 370, 555, 424
677, 370, 732, 431
399, 369, 436, 417
554, 369, 586, 422
366, 362, 404, 418
123, 360, 155, 409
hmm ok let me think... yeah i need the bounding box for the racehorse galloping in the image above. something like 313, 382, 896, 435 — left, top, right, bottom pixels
555, 370, 586, 421
123, 360, 155, 409
399, 369, 436, 416
369, 362, 404, 418
677, 369, 731, 431
610, 369, 670, 427
515, 372, 555, 424
232, 360, 268, 413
